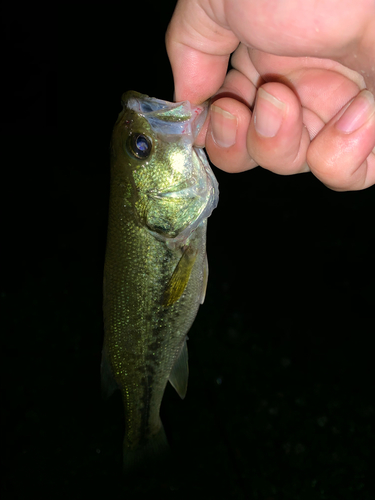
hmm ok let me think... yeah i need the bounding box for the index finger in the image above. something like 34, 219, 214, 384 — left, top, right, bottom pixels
165, 0, 239, 103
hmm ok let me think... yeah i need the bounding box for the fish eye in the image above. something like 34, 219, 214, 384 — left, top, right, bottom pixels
128, 133, 152, 159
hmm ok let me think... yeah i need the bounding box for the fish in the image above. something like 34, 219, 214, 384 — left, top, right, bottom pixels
102, 91, 219, 470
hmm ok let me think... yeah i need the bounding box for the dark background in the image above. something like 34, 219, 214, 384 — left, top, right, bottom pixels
2, 2, 374, 499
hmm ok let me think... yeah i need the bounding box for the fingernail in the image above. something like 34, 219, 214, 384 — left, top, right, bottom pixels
336, 89, 375, 134
210, 105, 237, 148
254, 88, 286, 138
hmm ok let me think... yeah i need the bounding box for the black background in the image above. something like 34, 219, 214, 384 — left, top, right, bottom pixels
2, 2, 374, 499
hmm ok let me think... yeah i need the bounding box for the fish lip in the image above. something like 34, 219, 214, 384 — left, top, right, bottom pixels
146, 183, 199, 200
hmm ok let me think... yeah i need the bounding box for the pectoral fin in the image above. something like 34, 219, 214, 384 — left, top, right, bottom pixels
162, 245, 198, 307
169, 339, 189, 399
200, 253, 209, 304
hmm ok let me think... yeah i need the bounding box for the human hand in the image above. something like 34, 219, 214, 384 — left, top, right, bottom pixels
166, 0, 375, 190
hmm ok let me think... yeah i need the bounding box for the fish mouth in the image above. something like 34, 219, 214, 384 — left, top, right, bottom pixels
147, 183, 200, 201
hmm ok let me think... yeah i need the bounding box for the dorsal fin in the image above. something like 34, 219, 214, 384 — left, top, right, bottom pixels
100, 344, 119, 398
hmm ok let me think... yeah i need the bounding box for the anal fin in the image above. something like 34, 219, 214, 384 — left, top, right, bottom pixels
169, 339, 189, 399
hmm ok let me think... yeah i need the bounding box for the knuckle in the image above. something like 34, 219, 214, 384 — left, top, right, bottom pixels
307, 138, 368, 190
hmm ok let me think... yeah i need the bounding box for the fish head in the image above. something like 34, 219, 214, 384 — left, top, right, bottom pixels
110, 91, 218, 243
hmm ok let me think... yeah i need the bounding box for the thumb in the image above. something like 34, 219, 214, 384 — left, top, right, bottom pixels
165, 0, 239, 103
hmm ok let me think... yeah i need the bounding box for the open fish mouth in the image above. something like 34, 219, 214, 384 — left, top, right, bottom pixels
127, 93, 208, 139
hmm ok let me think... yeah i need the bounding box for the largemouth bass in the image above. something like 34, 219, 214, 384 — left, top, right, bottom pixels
102, 91, 219, 469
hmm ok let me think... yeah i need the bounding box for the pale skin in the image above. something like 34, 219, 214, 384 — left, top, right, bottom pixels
166, 0, 375, 191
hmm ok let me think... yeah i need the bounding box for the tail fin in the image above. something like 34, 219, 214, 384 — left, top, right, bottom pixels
123, 424, 171, 474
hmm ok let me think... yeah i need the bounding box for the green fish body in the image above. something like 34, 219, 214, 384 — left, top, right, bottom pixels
102, 91, 218, 468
